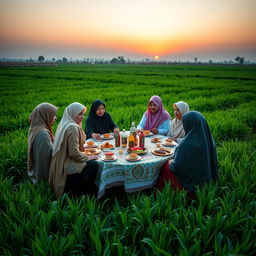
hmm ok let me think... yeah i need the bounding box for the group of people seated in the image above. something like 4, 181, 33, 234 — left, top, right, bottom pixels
27, 95, 218, 199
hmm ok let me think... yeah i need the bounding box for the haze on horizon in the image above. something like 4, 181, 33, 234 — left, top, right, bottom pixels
0, 0, 255, 62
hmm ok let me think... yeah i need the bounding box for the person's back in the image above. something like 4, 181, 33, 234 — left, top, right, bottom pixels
27, 102, 57, 184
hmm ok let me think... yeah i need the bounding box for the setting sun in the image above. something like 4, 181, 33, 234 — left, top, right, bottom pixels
154, 56, 160, 60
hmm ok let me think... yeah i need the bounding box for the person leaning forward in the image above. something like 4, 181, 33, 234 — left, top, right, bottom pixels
48, 102, 98, 198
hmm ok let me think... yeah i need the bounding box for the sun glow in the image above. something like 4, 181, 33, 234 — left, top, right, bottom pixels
154, 56, 160, 60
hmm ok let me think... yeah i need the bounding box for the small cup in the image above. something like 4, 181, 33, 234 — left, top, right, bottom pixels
118, 149, 124, 155
156, 143, 161, 148
105, 152, 114, 160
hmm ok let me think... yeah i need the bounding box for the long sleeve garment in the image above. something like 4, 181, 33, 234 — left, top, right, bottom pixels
137, 115, 171, 135
170, 111, 218, 192
85, 112, 117, 138
28, 130, 52, 184
167, 122, 184, 144
49, 125, 89, 198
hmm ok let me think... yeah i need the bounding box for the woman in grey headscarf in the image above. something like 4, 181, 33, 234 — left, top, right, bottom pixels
156, 111, 218, 194
167, 101, 189, 144
28, 102, 58, 184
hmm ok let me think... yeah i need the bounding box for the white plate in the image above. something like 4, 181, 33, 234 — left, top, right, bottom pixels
101, 155, 117, 162
151, 148, 174, 156
162, 142, 177, 147
125, 155, 142, 162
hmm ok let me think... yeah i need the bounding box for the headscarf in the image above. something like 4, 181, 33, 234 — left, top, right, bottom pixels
144, 95, 171, 130
170, 101, 190, 138
53, 102, 86, 156
170, 111, 218, 192
85, 99, 117, 138
28, 103, 58, 170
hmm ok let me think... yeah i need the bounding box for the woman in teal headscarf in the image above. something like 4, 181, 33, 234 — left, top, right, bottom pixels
156, 111, 218, 194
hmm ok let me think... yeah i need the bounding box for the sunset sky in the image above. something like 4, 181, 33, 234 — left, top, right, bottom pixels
0, 0, 255, 61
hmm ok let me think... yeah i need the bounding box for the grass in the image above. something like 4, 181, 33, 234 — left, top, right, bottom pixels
0, 64, 256, 255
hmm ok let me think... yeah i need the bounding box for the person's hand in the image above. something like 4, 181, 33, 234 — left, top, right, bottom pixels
168, 159, 173, 165
92, 133, 101, 141
151, 128, 159, 134
87, 155, 98, 161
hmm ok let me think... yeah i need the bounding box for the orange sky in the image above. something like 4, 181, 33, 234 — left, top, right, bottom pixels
0, 0, 255, 61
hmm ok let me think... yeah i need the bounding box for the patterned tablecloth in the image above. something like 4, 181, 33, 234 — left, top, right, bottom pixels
88, 134, 177, 199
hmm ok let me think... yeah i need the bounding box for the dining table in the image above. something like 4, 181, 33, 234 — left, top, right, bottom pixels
86, 133, 177, 199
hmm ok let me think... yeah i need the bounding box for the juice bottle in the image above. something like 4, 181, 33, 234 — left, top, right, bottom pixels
130, 121, 137, 146
139, 129, 145, 148
121, 129, 127, 148
114, 129, 120, 147
128, 132, 135, 148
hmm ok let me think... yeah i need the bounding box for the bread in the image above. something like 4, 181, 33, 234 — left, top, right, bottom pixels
144, 130, 150, 136
129, 153, 138, 160
103, 133, 110, 138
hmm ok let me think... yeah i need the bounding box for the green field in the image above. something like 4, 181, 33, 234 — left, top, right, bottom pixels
0, 64, 256, 255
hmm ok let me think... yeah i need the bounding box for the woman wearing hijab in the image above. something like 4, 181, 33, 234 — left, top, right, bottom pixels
28, 102, 58, 184
167, 101, 190, 143
48, 102, 98, 198
85, 99, 118, 140
137, 95, 171, 135
156, 111, 218, 195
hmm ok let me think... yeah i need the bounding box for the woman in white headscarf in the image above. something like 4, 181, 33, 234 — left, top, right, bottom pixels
28, 102, 58, 184
48, 102, 98, 198
167, 101, 190, 144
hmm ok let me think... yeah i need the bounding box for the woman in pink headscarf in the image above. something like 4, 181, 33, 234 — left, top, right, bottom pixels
137, 95, 171, 135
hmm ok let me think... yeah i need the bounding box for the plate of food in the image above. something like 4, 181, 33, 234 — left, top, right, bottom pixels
152, 147, 174, 156
126, 153, 141, 162
101, 152, 117, 162
100, 142, 114, 149
144, 130, 153, 137
84, 140, 98, 148
101, 133, 114, 140
151, 137, 161, 143
162, 138, 177, 147
127, 146, 148, 155
84, 148, 101, 155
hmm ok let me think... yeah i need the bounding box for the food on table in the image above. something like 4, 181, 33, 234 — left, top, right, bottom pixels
164, 138, 175, 146
85, 148, 97, 154
128, 153, 139, 160
86, 141, 95, 147
100, 142, 114, 149
151, 137, 161, 143
144, 130, 150, 136
154, 147, 171, 155
130, 146, 146, 154
105, 152, 114, 160
103, 133, 111, 139
118, 149, 124, 154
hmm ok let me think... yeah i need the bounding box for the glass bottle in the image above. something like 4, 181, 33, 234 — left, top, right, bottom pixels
114, 129, 120, 147
128, 132, 135, 148
139, 129, 145, 148
121, 129, 127, 148
130, 121, 137, 146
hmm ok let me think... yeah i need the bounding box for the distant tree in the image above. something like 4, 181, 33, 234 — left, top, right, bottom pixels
110, 58, 118, 64
118, 56, 126, 64
38, 55, 45, 62
235, 56, 244, 64
52, 58, 55, 62
194, 57, 197, 63
62, 57, 67, 63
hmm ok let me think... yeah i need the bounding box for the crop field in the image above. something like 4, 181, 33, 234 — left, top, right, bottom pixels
0, 64, 255, 255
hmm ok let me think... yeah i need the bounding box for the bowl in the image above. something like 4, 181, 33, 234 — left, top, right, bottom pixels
87, 141, 95, 147
105, 152, 114, 160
